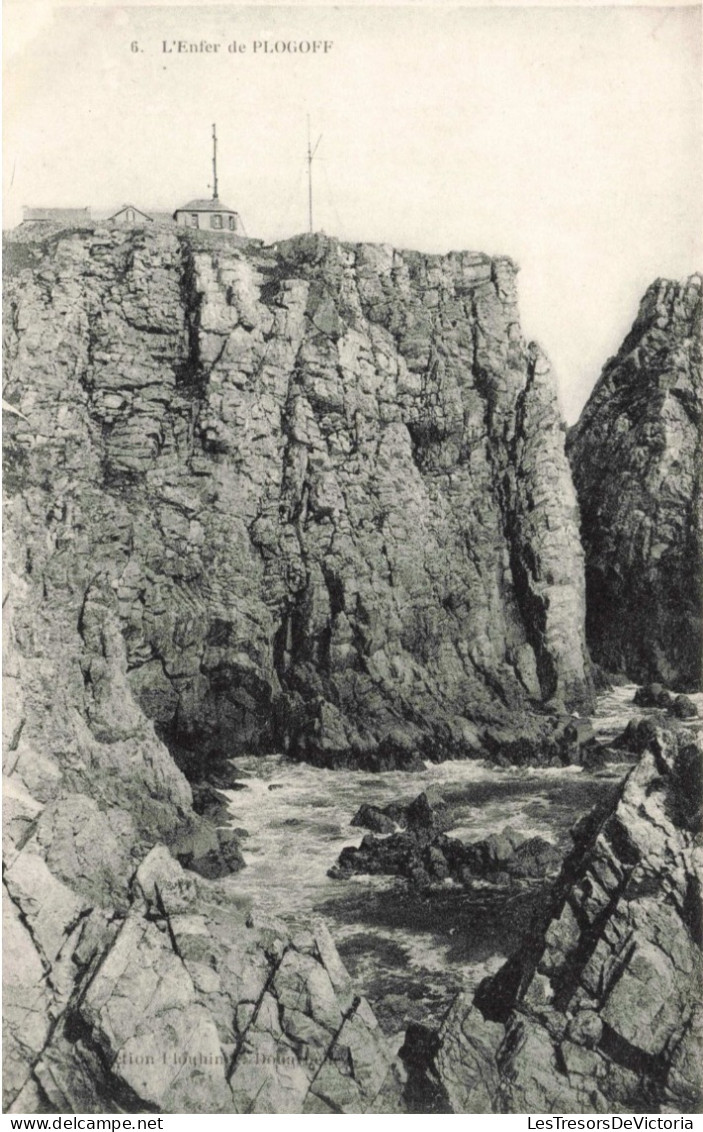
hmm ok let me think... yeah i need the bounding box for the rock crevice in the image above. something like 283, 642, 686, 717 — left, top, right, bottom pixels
417, 724, 703, 1114
4, 227, 593, 775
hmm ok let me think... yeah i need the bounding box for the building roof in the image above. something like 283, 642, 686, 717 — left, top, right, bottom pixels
176, 198, 238, 214
23, 207, 90, 222
109, 204, 153, 220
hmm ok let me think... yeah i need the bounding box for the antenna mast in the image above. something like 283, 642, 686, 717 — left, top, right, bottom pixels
212, 123, 219, 201
306, 116, 322, 233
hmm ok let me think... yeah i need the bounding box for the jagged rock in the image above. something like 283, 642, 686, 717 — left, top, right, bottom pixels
2, 543, 402, 1114
630, 686, 699, 724
3, 816, 406, 1114
461, 723, 703, 1113
190, 782, 232, 822
332, 796, 561, 888
670, 694, 699, 720
405, 790, 448, 831
2, 221, 638, 1115
579, 744, 607, 771
400, 997, 503, 1113
634, 682, 671, 708
4, 226, 593, 778
207, 761, 245, 789
351, 803, 400, 835
568, 275, 703, 691
169, 824, 246, 879
133, 845, 199, 913
611, 717, 661, 757
350, 790, 448, 836
483, 715, 604, 770
332, 830, 421, 881
462, 833, 562, 881
563, 718, 595, 747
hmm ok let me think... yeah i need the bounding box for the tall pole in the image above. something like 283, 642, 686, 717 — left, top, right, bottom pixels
212, 123, 219, 201
307, 116, 322, 234
307, 117, 313, 233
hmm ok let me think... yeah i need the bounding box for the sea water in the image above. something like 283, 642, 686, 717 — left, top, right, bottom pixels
223, 685, 701, 1036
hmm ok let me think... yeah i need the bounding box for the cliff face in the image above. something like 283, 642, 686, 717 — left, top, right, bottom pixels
409, 724, 703, 1113
3, 563, 403, 1113
2, 224, 595, 1113
3, 226, 592, 775
488, 725, 702, 1113
567, 276, 702, 691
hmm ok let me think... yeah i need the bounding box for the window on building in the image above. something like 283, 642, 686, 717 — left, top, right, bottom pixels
126, 210, 134, 222
190, 213, 199, 229
228, 216, 236, 231
211, 214, 223, 230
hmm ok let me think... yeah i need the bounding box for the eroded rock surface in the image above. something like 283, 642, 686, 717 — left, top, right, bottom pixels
4, 226, 592, 774
417, 724, 703, 1113
568, 275, 703, 691
4, 839, 404, 1113
0, 221, 607, 1114
2, 569, 404, 1113
335, 825, 562, 888
333, 792, 562, 888
2, 559, 402, 1111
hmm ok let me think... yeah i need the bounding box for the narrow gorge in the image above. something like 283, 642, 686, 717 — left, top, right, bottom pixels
3, 225, 700, 1114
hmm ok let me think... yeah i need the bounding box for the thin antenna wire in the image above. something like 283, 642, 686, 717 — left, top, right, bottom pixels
319, 157, 345, 237
306, 116, 322, 233
274, 158, 307, 238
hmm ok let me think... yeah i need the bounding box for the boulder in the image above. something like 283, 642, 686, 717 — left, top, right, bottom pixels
350, 803, 398, 835
332, 801, 562, 888
612, 716, 660, 756
505, 837, 562, 879
670, 694, 699, 720
400, 996, 503, 1114
634, 682, 669, 708
171, 825, 246, 879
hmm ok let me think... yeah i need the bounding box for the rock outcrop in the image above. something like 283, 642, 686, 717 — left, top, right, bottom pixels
333, 792, 562, 888
2, 562, 403, 1113
633, 683, 700, 720
567, 275, 702, 691
411, 724, 703, 1113
4, 841, 404, 1113
1, 221, 600, 1114
4, 225, 592, 775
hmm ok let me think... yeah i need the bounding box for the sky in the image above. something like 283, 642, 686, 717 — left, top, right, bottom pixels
4, 2, 702, 421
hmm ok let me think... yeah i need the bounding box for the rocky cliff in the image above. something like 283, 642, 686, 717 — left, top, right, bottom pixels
3, 225, 700, 1116
407, 722, 702, 1113
4, 225, 592, 777
2, 223, 595, 1113
3, 530, 403, 1113
567, 275, 702, 690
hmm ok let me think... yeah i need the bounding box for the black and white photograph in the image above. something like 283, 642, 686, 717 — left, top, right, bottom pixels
3, 0, 702, 1117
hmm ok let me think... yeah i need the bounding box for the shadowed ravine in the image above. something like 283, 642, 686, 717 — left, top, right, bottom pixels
3, 223, 700, 1114
221, 686, 658, 1036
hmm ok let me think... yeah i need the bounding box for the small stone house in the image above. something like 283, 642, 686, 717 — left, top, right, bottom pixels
173, 198, 240, 233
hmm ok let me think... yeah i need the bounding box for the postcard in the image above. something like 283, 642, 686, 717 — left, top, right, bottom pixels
3, 0, 701, 1118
